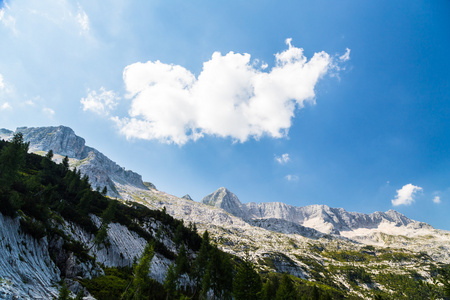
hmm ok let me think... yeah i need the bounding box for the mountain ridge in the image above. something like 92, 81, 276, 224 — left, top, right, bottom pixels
2, 125, 450, 299
201, 186, 433, 235
6, 126, 150, 198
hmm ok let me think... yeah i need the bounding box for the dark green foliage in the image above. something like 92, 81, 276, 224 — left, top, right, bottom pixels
57, 282, 71, 300
164, 263, 178, 299
343, 266, 372, 284
122, 242, 156, 299
175, 243, 190, 276
260, 274, 279, 300
192, 231, 211, 289
19, 216, 46, 240
275, 273, 296, 300
82, 267, 133, 300
233, 258, 262, 300
202, 245, 233, 300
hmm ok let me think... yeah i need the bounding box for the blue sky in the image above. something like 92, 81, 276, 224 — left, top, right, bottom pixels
1, 0, 449, 230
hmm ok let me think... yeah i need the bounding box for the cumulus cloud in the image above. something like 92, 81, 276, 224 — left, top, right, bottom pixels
81, 87, 119, 116
433, 196, 441, 204
0, 74, 4, 89
1, 102, 12, 110
275, 153, 290, 164
391, 183, 423, 206
113, 39, 344, 144
285, 174, 299, 181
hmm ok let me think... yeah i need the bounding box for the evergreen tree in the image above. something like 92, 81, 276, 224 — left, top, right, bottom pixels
57, 282, 71, 300
62, 155, 69, 170
275, 273, 296, 300
175, 243, 190, 276
192, 231, 211, 291
310, 285, 319, 300
0, 133, 29, 215
92, 200, 117, 249
0, 132, 29, 189
260, 275, 279, 300
204, 246, 233, 300
174, 223, 184, 248
233, 258, 262, 300
164, 263, 178, 299
45, 149, 54, 160
122, 242, 155, 299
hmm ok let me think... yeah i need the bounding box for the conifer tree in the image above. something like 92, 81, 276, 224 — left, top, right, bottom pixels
0, 132, 29, 189
233, 258, 262, 300
204, 246, 232, 300
260, 276, 279, 300
175, 243, 190, 276
275, 273, 296, 300
62, 155, 69, 170
164, 263, 178, 299
122, 242, 155, 299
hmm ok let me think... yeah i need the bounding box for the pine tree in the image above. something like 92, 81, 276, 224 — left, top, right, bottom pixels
192, 231, 211, 290
275, 273, 296, 300
0, 132, 29, 189
174, 223, 184, 247
62, 155, 69, 170
164, 263, 178, 299
57, 282, 71, 300
204, 246, 233, 300
175, 243, 190, 276
233, 258, 262, 300
122, 242, 155, 299
260, 276, 279, 300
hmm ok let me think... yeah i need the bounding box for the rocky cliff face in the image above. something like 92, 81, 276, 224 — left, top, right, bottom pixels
13, 126, 150, 198
0, 210, 176, 299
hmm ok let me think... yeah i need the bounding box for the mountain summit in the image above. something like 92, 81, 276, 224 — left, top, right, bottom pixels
201, 187, 247, 218
7, 126, 152, 198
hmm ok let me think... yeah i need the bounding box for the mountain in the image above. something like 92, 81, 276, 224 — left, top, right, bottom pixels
2, 125, 450, 299
8, 126, 150, 198
201, 187, 247, 219
200, 186, 432, 238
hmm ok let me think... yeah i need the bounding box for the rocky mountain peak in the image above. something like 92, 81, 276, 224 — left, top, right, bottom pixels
182, 194, 193, 201
0, 128, 13, 140
16, 125, 90, 159
8, 125, 152, 198
201, 187, 246, 218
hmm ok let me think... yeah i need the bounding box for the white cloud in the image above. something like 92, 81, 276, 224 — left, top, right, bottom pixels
0, 3, 16, 32
391, 183, 423, 206
114, 39, 342, 144
81, 87, 119, 116
285, 174, 299, 181
1, 102, 12, 110
0, 74, 4, 89
76, 5, 89, 32
339, 48, 351, 62
275, 153, 290, 164
433, 196, 441, 204
42, 107, 55, 116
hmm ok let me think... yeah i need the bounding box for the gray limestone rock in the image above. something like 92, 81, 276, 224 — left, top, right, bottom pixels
14, 125, 147, 198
